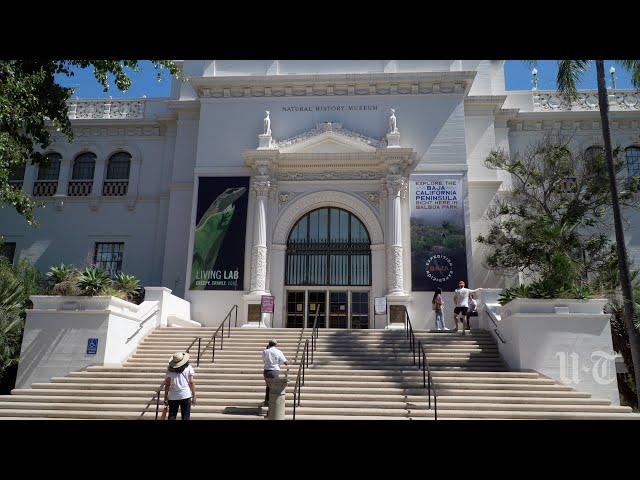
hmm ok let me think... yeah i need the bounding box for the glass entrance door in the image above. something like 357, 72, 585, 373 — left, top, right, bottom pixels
307, 291, 326, 328
350, 291, 370, 329
286, 291, 305, 328
329, 291, 348, 328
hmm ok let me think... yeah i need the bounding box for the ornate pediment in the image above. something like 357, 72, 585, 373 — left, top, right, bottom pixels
275, 122, 384, 153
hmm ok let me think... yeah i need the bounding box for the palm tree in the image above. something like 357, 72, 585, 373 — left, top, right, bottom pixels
553, 60, 640, 406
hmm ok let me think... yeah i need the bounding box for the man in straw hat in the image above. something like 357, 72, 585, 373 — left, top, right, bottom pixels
163, 351, 197, 420
262, 339, 288, 407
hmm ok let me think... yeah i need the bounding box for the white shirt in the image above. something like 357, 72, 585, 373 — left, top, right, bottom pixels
263, 347, 288, 371
166, 365, 194, 401
454, 287, 472, 308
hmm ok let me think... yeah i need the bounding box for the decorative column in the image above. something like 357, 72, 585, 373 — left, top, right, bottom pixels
386, 174, 407, 296
249, 176, 271, 295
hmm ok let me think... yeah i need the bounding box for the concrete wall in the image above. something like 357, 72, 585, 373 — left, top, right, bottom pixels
15, 290, 194, 388
484, 298, 620, 405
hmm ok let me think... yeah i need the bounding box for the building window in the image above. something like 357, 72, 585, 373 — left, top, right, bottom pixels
286, 208, 371, 286
34, 152, 61, 196
103, 152, 131, 196
68, 152, 96, 196
94, 242, 124, 277
625, 146, 640, 178
0, 242, 17, 265
8, 163, 25, 190
584, 146, 604, 168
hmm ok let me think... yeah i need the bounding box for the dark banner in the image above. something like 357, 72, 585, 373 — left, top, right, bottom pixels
410, 174, 468, 291
190, 177, 250, 290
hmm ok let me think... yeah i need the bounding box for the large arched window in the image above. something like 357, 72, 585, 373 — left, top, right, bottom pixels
33, 152, 61, 196
72, 152, 96, 180
625, 146, 640, 178
69, 152, 96, 196
286, 208, 371, 286
37, 152, 61, 180
103, 152, 131, 196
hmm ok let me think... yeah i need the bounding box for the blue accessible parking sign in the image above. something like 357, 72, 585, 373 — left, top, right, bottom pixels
86, 338, 99, 355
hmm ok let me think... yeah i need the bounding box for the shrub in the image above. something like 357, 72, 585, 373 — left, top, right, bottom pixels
77, 267, 112, 296
113, 273, 141, 302
46, 263, 78, 286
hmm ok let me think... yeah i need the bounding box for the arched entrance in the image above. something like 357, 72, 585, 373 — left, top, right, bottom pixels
284, 207, 371, 328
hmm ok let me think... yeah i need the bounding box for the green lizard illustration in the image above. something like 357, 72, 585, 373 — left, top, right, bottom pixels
190, 187, 247, 289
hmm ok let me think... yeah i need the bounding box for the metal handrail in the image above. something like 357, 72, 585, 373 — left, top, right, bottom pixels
125, 306, 160, 343
185, 336, 202, 367
403, 306, 438, 420
154, 380, 165, 420
291, 305, 321, 420
201, 304, 239, 364
485, 305, 506, 344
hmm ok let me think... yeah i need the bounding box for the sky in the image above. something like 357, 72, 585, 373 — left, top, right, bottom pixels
56, 60, 636, 99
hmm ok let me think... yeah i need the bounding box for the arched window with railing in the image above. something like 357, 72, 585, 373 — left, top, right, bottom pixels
285, 207, 371, 286
103, 152, 131, 196
8, 163, 25, 190
33, 152, 61, 196
584, 145, 604, 167
68, 152, 96, 196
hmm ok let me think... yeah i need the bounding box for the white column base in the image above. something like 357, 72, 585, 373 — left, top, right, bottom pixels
258, 134, 273, 149
386, 132, 401, 148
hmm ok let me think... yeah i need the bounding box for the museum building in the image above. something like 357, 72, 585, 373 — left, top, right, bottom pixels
2, 60, 640, 329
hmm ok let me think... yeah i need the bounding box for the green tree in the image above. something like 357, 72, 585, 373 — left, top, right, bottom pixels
0, 60, 179, 224
0, 257, 45, 390
552, 60, 640, 407
477, 134, 637, 290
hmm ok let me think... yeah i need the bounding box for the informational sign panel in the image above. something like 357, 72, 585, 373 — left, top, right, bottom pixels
86, 338, 99, 355
190, 177, 250, 290
261, 295, 275, 314
374, 296, 387, 315
410, 174, 468, 291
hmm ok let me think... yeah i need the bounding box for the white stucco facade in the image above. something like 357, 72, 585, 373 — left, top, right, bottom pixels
2, 60, 640, 329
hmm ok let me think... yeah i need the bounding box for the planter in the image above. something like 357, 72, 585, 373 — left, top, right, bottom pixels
30, 295, 140, 317
500, 297, 608, 317
494, 297, 619, 405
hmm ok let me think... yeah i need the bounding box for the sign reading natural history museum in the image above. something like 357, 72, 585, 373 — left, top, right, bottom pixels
410, 174, 468, 291
190, 177, 250, 290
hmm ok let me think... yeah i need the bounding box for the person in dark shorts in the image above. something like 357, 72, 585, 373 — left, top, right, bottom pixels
453, 280, 482, 334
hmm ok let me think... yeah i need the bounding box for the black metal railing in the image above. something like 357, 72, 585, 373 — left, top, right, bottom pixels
403, 306, 438, 420
201, 305, 238, 365
154, 380, 165, 420
291, 305, 321, 420
485, 305, 506, 344
185, 336, 203, 367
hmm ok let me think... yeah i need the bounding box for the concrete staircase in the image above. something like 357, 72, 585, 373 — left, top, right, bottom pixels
0, 327, 637, 419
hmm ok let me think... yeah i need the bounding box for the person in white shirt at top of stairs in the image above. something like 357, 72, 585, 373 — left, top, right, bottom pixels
262, 339, 288, 407
453, 280, 482, 336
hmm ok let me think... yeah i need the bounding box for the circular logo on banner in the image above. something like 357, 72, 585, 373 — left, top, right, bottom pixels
425, 254, 454, 283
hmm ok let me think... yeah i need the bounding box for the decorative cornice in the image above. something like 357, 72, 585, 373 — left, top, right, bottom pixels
464, 95, 507, 113
509, 117, 640, 133
73, 125, 161, 137
275, 122, 384, 150
190, 71, 477, 99
533, 90, 640, 112
67, 99, 146, 119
